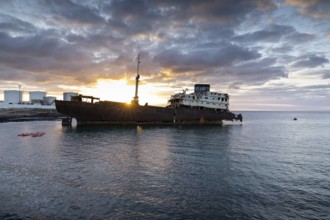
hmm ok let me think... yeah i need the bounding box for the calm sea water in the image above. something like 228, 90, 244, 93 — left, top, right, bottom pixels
0, 112, 329, 219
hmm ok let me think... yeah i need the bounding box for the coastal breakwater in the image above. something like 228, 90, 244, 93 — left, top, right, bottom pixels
0, 108, 64, 123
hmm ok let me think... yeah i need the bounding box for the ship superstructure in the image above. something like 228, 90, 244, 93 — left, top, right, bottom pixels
168, 84, 229, 111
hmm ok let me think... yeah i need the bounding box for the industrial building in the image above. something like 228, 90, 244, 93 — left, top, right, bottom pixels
4, 90, 23, 104
1, 90, 57, 106
1, 90, 78, 106
29, 91, 46, 104
42, 96, 56, 105
63, 92, 78, 101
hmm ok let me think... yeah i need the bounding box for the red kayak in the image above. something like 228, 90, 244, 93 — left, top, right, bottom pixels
18, 132, 46, 137
31, 132, 46, 137
17, 133, 32, 137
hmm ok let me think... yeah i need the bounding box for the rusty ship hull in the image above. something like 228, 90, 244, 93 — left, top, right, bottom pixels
55, 100, 242, 125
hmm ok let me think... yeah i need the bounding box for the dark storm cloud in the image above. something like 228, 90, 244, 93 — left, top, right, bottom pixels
284, 32, 315, 43
153, 44, 261, 73
102, 0, 162, 35
0, 31, 60, 57
302, 84, 330, 90
0, 66, 29, 81
297, 69, 330, 79
322, 74, 330, 79
234, 24, 314, 44
270, 44, 293, 53
0, 31, 89, 69
292, 55, 329, 68
220, 58, 287, 84
156, 0, 275, 24
0, 14, 36, 34
0, 30, 117, 84
321, 70, 330, 79
102, 0, 276, 36
65, 32, 123, 52
234, 24, 295, 43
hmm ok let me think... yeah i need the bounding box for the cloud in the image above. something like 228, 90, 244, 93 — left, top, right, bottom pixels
0, 0, 277, 87
0, 31, 90, 70
0, 0, 329, 110
234, 24, 315, 44
285, 0, 330, 19
292, 54, 329, 68
0, 30, 122, 85
270, 44, 293, 53
153, 44, 261, 73
322, 72, 330, 79
234, 24, 295, 43
0, 14, 37, 35
220, 58, 287, 85
41, 0, 105, 25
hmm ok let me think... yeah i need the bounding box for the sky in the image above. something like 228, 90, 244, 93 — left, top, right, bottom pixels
0, 0, 329, 111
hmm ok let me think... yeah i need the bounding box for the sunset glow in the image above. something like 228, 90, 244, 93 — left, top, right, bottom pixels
82, 79, 133, 103
79, 79, 169, 106
0, 0, 329, 110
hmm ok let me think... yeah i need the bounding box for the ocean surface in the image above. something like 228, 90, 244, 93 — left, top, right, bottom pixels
0, 111, 329, 219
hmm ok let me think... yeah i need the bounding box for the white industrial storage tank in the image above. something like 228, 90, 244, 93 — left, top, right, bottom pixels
63, 92, 78, 101
42, 96, 56, 105
4, 90, 22, 104
29, 91, 46, 104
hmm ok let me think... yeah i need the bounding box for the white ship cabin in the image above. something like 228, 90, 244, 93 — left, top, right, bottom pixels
168, 84, 229, 111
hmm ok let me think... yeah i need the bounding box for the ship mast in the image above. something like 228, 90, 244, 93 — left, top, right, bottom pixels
133, 54, 141, 105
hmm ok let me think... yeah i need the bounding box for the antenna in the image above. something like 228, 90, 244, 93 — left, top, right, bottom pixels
133, 54, 141, 105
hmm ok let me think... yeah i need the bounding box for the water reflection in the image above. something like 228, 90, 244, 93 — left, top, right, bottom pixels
54, 124, 238, 218
1, 114, 328, 219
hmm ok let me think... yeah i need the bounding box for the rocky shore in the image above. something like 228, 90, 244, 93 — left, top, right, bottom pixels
0, 108, 64, 123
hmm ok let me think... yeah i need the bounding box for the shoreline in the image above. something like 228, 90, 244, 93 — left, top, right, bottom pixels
0, 108, 64, 123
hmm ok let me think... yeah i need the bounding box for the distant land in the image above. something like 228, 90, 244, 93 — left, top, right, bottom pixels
0, 108, 63, 123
